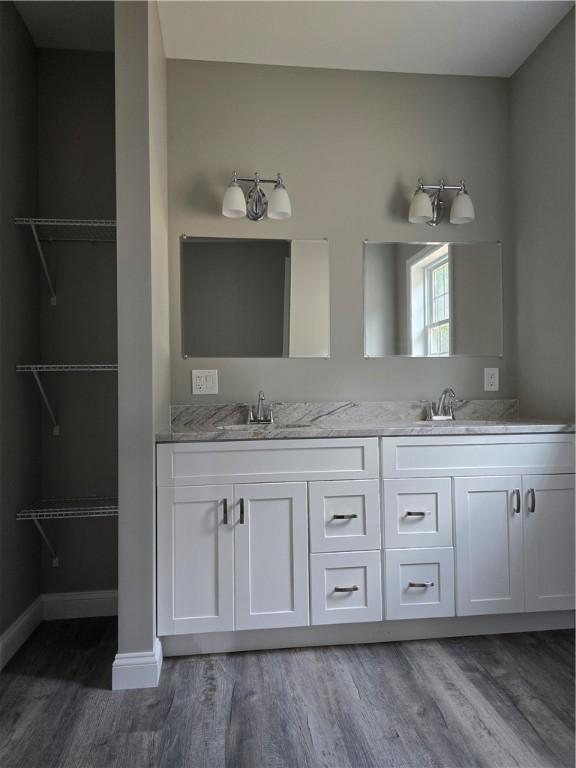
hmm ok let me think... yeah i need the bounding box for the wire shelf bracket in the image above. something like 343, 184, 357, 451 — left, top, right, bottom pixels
15, 218, 117, 306
17, 497, 119, 568
16, 364, 119, 435
30, 222, 57, 305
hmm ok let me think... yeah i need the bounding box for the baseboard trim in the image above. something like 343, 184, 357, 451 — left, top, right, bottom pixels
0, 597, 43, 671
0, 590, 118, 671
42, 590, 118, 620
112, 638, 163, 690
162, 610, 576, 657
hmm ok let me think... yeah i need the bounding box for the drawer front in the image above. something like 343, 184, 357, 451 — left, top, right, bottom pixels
310, 551, 382, 625
383, 478, 452, 548
385, 548, 455, 620
309, 480, 381, 552
158, 438, 379, 486
381, 435, 575, 478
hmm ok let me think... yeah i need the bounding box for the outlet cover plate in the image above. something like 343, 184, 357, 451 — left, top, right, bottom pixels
484, 367, 499, 392
192, 369, 218, 395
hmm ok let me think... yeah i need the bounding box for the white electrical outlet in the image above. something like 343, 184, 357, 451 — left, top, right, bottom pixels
192, 369, 218, 395
484, 367, 499, 392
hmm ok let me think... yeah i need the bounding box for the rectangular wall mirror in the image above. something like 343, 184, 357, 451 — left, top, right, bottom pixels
364, 241, 502, 357
181, 237, 330, 358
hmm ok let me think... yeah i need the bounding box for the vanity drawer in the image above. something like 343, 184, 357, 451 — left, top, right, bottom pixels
309, 480, 381, 552
385, 547, 455, 620
310, 551, 382, 625
383, 478, 452, 548
157, 438, 379, 486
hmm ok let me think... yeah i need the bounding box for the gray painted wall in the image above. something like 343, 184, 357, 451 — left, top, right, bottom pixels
0, 2, 41, 633
37, 49, 118, 593
167, 61, 513, 404
511, 11, 575, 420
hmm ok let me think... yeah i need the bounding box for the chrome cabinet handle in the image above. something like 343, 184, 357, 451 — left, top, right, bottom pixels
334, 585, 359, 593
408, 581, 434, 588
239, 498, 245, 525
332, 513, 358, 520
223, 498, 228, 525
512, 488, 521, 514
527, 488, 536, 513
405, 511, 426, 517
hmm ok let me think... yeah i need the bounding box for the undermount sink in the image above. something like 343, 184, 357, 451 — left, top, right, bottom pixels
216, 422, 313, 431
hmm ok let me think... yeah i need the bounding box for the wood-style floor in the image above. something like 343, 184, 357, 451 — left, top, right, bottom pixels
0, 619, 573, 768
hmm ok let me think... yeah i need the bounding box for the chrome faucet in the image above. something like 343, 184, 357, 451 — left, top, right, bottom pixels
426, 388, 456, 421
247, 390, 274, 424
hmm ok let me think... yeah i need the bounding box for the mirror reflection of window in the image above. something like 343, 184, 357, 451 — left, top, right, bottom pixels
407, 244, 452, 356
363, 241, 502, 358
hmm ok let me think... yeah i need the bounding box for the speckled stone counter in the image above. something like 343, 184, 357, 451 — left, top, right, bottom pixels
156, 399, 574, 443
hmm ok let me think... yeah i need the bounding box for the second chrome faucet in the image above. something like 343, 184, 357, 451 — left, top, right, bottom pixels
247, 390, 274, 424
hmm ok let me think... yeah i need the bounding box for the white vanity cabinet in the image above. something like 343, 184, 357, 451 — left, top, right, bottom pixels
382, 434, 575, 620
157, 438, 380, 636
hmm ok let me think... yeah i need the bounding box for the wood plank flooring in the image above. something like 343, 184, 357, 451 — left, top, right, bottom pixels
0, 619, 573, 768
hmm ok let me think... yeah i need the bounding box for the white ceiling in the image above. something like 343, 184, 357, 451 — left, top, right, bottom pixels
157, 0, 573, 78
14, 1, 114, 52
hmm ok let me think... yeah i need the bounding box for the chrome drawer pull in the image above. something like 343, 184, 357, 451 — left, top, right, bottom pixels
334, 585, 359, 593
512, 488, 521, 514
408, 581, 434, 588
332, 513, 358, 520
527, 488, 536, 514
404, 511, 426, 517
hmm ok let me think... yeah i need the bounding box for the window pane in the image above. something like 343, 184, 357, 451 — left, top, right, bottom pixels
428, 322, 450, 356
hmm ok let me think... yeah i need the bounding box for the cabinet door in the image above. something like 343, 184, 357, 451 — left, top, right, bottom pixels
234, 482, 309, 630
524, 474, 575, 612
454, 476, 524, 616
157, 485, 234, 635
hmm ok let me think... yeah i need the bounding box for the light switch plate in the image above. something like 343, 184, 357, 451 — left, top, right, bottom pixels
484, 367, 499, 392
192, 369, 218, 395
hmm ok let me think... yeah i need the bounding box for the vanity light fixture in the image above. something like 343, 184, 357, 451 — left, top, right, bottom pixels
408, 178, 475, 226
222, 172, 292, 221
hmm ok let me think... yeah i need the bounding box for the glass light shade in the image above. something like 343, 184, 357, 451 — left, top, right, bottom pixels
450, 191, 475, 224
267, 184, 292, 220
408, 190, 433, 223
222, 183, 246, 218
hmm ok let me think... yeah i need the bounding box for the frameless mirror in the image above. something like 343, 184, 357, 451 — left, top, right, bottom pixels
364, 242, 502, 357
181, 237, 330, 358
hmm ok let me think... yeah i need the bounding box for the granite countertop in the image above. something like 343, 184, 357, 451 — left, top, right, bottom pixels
156, 400, 575, 443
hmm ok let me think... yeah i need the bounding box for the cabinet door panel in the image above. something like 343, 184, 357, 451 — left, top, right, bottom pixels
454, 476, 524, 616
235, 483, 309, 630
524, 474, 575, 612
157, 485, 234, 635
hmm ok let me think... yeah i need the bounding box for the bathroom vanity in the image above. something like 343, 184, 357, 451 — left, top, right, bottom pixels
156, 404, 575, 656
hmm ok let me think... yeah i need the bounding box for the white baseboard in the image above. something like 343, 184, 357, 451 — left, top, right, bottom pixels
42, 589, 118, 620
0, 589, 119, 671
0, 597, 43, 671
112, 638, 163, 690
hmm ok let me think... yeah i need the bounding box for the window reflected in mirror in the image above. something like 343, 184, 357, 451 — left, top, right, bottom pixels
364, 242, 502, 357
